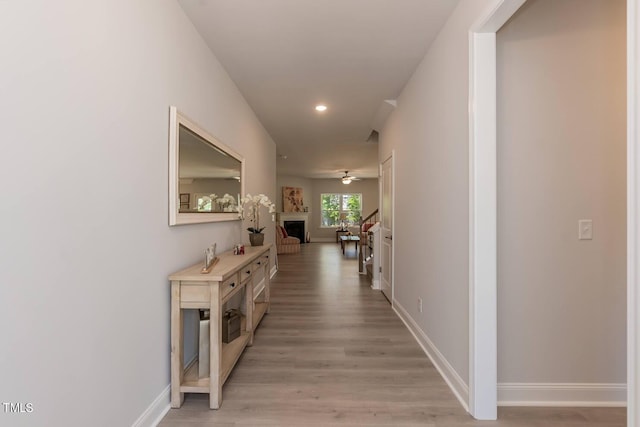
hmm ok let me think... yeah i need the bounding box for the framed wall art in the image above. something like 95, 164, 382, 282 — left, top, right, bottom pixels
282, 186, 304, 212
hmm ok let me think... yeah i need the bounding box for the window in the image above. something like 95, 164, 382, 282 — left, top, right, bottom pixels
320, 193, 362, 227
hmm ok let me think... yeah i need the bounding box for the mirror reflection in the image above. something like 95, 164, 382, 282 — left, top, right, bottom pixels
178, 124, 241, 213
169, 106, 244, 226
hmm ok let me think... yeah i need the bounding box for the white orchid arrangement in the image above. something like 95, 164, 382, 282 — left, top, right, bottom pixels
198, 193, 237, 212
216, 193, 237, 212
238, 193, 276, 234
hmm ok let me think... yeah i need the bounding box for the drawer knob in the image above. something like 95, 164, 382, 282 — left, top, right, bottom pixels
230, 282, 235, 288
246, 270, 251, 275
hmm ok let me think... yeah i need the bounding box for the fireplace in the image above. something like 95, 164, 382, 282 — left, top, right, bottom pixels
278, 212, 308, 242
284, 220, 306, 243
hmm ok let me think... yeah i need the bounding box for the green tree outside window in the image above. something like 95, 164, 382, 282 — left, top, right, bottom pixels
321, 193, 361, 227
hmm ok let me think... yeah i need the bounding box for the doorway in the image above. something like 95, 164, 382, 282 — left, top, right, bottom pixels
496, 0, 627, 407
469, 0, 634, 422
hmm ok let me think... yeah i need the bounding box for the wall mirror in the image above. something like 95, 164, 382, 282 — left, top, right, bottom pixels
169, 106, 244, 225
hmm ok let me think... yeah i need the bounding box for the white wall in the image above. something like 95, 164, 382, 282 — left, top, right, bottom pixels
380, 0, 500, 399
0, 1, 275, 426
496, 0, 626, 392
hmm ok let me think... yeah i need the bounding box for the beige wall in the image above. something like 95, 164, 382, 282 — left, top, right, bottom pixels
497, 0, 626, 386
0, 1, 275, 425
276, 175, 313, 213
380, 0, 626, 404
380, 0, 499, 395
276, 175, 379, 241
310, 178, 379, 241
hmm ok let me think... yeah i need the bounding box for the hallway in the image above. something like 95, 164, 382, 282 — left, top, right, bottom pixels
159, 243, 625, 426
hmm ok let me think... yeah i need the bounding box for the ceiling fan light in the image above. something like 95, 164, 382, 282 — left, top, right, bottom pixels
342, 177, 352, 184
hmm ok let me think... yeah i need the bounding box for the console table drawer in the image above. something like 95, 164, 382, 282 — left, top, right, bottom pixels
253, 255, 269, 271
240, 266, 253, 283
180, 282, 210, 308
221, 274, 239, 301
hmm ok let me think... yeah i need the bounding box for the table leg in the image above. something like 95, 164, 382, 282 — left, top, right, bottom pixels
265, 257, 271, 314
246, 277, 254, 346
209, 282, 222, 409
170, 281, 184, 408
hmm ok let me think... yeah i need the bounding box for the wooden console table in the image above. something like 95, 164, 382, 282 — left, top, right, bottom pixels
169, 244, 271, 409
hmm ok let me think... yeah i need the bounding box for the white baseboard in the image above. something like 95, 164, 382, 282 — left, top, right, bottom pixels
131, 385, 170, 427
393, 299, 469, 411
392, 301, 626, 410
498, 383, 627, 407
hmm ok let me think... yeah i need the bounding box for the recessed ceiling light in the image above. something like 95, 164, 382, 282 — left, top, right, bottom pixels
315, 105, 327, 112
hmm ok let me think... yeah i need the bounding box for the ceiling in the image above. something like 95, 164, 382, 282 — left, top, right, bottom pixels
178, 0, 459, 179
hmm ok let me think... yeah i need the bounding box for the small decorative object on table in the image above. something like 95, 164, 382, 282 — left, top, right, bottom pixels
233, 244, 245, 255
249, 233, 264, 247
339, 213, 348, 231
238, 193, 276, 246
201, 243, 219, 273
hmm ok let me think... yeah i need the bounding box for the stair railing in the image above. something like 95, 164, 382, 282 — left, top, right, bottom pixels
358, 209, 379, 273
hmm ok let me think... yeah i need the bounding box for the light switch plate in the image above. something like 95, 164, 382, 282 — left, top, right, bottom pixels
578, 219, 593, 240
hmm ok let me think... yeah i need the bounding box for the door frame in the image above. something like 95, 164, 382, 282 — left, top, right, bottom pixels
468, 0, 527, 419
627, 1, 639, 425
469, 0, 637, 423
380, 151, 395, 303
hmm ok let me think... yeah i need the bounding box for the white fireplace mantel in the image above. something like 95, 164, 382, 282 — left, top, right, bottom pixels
277, 212, 309, 241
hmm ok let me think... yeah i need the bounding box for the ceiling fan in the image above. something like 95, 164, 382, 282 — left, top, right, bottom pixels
341, 171, 358, 184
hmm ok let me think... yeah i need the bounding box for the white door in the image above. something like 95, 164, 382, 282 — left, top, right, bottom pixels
381, 155, 393, 302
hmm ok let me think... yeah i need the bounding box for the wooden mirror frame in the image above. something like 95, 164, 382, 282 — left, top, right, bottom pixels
169, 106, 245, 226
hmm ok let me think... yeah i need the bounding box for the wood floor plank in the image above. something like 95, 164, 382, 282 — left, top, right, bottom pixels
158, 243, 625, 426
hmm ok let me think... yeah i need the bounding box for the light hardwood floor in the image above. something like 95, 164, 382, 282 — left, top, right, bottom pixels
159, 242, 625, 426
